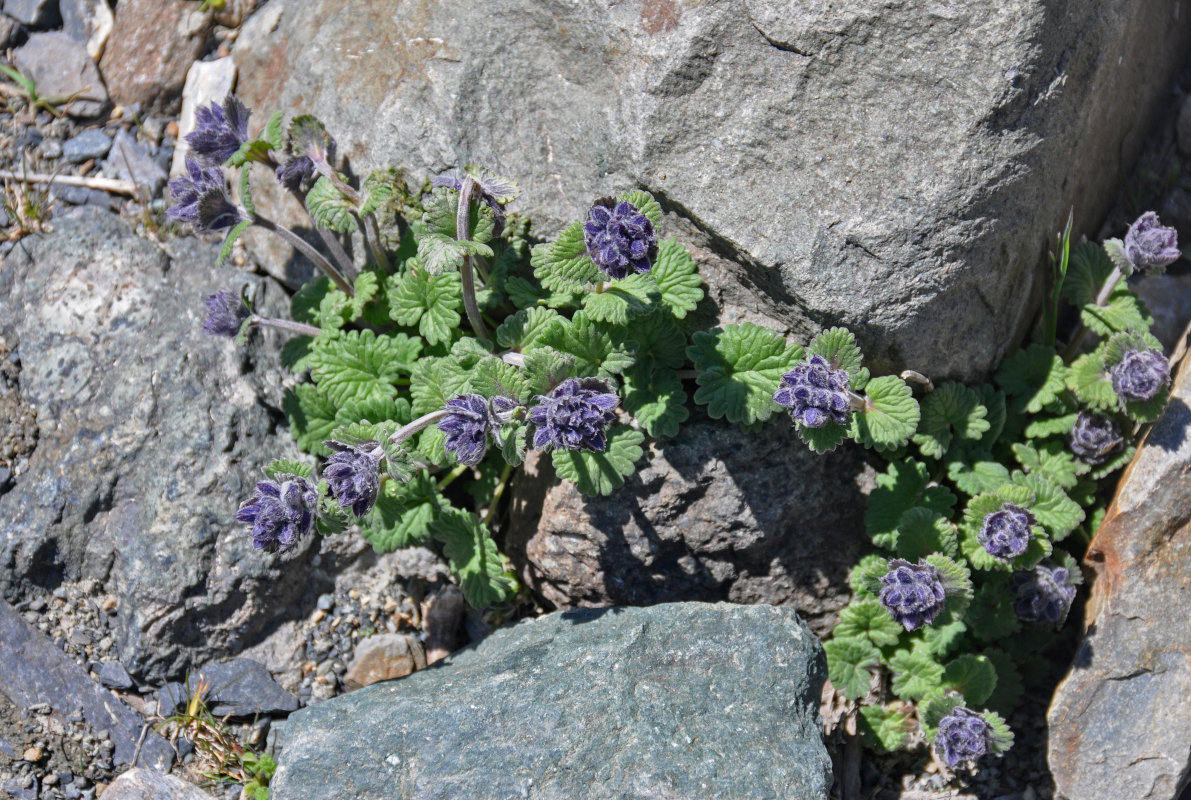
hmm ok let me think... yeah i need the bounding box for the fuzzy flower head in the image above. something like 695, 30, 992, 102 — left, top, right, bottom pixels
1110, 347, 1170, 404
773, 355, 851, 428
528, 378, 619, 453
202, 290, 250, 337
235, 475, 318, 553
583, 198, 658, 279
322, 441, 381, 517
1124, 211, 1180, 273
167, 158, 246, 232
439, 394, 494, 467
879, 558, 946, 631
276, 155, 316, 191
978, 503, 1033, 561
186, 95, 251, 166
1013, 563, 1078, 628
935, 707, 992, 767
1069, 411, 1122, 465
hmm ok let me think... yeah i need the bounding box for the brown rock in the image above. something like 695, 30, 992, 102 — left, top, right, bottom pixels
98, 0, 208, 115
422, 585, 465, 664
507, 418, 869, 636
1048, 332, 1191, 800
343, 633, 426, 690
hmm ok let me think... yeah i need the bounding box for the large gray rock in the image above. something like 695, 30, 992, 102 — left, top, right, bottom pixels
1048, 341, 1191, 800
0, 207, 318, 682
12, 31, 109, 118
101, 768, 216, 800
508, 418, 868, 635
235, 0, 1190, 378
271, 603, 830, 800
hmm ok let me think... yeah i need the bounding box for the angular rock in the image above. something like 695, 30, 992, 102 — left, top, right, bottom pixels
98, 0, 207, 115
62, 128, 111, 162
60, 0, 115, 60
1048, 340, 1191, 800
272, 603, 830, 800
156, 658, 298, 718
236, 0, 1191, 379
0, 207, 319, 682
108, 129, 168, 196
171, 56, 237, 178
12, 32, 109, 118
96, 660, 134, 691
0, 599, 173, 771
3, 0, 60, 28
507, 417, 868, 635
101, 768, 216, 800
343, 633, 426, 691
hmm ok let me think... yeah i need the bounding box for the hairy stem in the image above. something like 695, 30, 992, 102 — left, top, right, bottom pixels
1064, 265, 1124, 359
436, 463, 470, 492
482, 463, 514, 527
251, 316, 322, 337
364, 213, 391, 273
252, 214, 354, 297
846, 388, 868, 412
457, 176, 490, 341
390, 409, 451, 445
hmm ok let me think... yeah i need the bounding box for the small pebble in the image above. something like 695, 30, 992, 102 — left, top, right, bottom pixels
63, 129, 112, 163
317, 594, 334, 611
22, 746, 42, 762
100, 596, 117, 613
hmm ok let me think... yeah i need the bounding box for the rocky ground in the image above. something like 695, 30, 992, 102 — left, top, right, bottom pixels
1, 1, 1190, 800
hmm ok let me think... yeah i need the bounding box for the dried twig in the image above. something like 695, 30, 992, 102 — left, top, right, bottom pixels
0, 170, 139, 197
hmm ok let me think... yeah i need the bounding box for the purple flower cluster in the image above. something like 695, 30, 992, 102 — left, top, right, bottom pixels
583, 199, 657, 279
978, 503, 1033, 561
202, 290, 250, 337
167, 158, 246, 232
186, 95, 251, 166
1012, 563, 1077, 628
879, 558, 947, 631
236, 475, 318, 553
1110, 348, 1170, 404
773, 355, 851, 428
935, 707, 992, 767
439, 394, 496, 467
322, 441, 382, 517
1124, 212, 1181, 273
528, 378, 619, 452
1068, 411, 1122, 465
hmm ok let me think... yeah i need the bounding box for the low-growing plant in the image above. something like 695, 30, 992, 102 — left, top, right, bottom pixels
170, 94, 1179, 771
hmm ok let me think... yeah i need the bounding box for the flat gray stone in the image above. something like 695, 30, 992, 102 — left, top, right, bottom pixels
12, 31, 108, 118
100, 768, 215, 800
0, 207, 318, 683
156, 658, 298, 718
1048, 344, 1191, 800
0, 598, 173, 771
235, 0, 1191, 379
60, 0, 114, 60
108, 129, 167, 196
62, 128, 111, 162
96, 660, 134, 691
271, 603, 830, 800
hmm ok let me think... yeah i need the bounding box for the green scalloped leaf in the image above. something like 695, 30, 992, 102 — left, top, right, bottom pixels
823, 637, 879, 701
619, 189, 663, 228
431, 508, 517, 608
1024, 413, 1080, 439
263, 459, 313, 480
522, 347, 572, 395
361, 473, 443, 552
310, 330, 420, 408
622, 365, 689, 438
217, 218, 251, 267
913, 382, 990, 459
925, 553, 972, 614
410, 356, 469, 416
889, 649, 944, 702
893, 506, 958, 560
858, 704, 911, 753
1011, 441, 1087, 489
996, 344, 1067, 414
808, 327, 863, 377
984, 709, 1015, 755
921, 617, 967, 660
1103, 237, 1134, 276
834, 599, 904, 649
946, 457, 1011, 498
920, 694, 964, 741
981, 648, 1024, 716
306, 175, 359, 233
283, 383, 337, 457
1090, 444, 1135, 480
1013, 471, 1084, 540
865, 459, 957, 548
387, 268, 462, 346
796, 421, 849, 454
1066, 351, 1116, 411
688, 323, 804, 426
650, 237, 703, 318
532, 222, 603, 290
851, 375, 920, 453
360, 169, 397, 217
581, 273, 659, 324
496, 307, 562, 352
551, 427, 645, 496
1081, 287, 1152, 337
1062, 240, 1115, 308
609, 309, 687, 371
964, 578, 1021, 645
422, 186, 495, 244
418, 232, 493, 276
849, 554, 887, 600
470, 357, 531, 404
537, 312, 635, 378
974, 385, 1007, 449
942, 654, 997, 706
